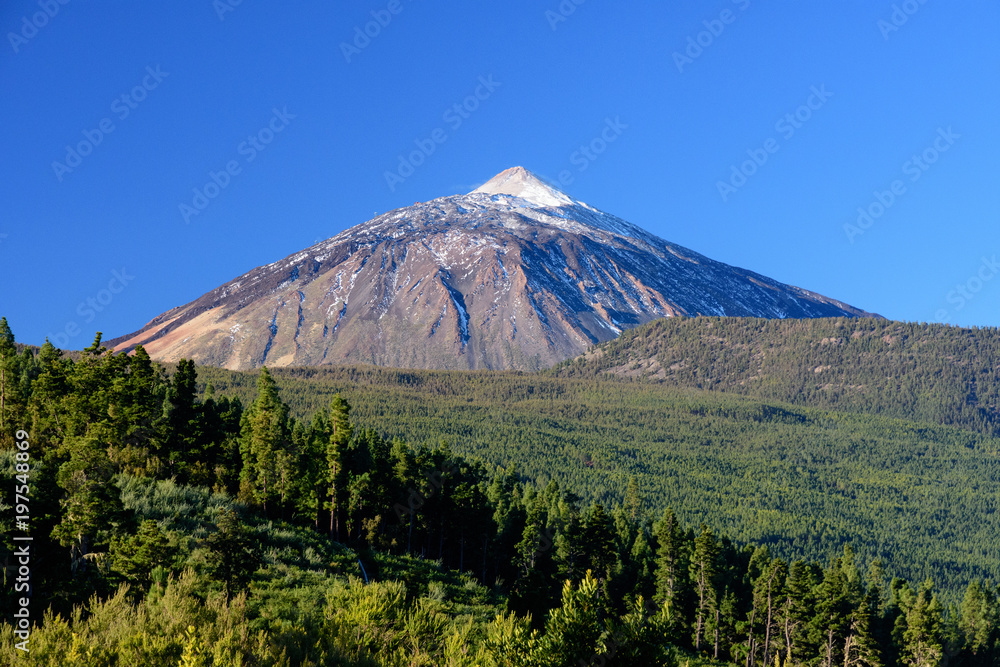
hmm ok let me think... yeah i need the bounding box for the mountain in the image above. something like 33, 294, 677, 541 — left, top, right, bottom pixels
109, 167, 876, 370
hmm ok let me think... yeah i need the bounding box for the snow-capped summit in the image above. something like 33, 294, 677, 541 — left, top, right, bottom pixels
470, 166, 577, 208
109, 167, 877, 372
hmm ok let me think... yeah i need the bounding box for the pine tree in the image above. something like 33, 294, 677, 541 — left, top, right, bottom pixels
51, 435, 126, 573
628, 526, 656, 602
28, 338, 69, 444
654, 507, 687, 639
512, 493, 556, 617
690, 524, 720, 653
515, 494, 548, 578
537, 571, 605, 666
554, 493, 586, 583
288, 418, 321, 526
959, 580, 991, 659
0, 316, 17, 440
238, 367, 291, 517
902, 580, 944, 667
812, 556, 853, 667
582, 503, 618, 593
845, 580, 884, 667
64, 332, 114, 438
391, 436, 420, 553
782, 560, 820, 663
325, 394, 353, 541
163, 358, 198, 474
623, 476, 643, 522
109, 519, 176, 590
105, 345, 166, 475
747, 552, 787, 667
486, 467, 526, 586
605, 594, 675, 665
205, 508, 262, 600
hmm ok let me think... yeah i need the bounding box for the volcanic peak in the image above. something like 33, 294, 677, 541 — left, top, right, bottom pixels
470, 166, 577, 208
107, 165, 877, 372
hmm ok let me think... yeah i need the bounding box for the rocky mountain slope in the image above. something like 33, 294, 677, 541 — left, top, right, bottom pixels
109, 167, 875, 370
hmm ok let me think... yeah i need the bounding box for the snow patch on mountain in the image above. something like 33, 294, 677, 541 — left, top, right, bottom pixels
108, 165, 877, 372
471, 166, 577, 208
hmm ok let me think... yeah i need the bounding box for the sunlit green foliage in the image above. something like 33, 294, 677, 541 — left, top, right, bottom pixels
1, 316, 999, 666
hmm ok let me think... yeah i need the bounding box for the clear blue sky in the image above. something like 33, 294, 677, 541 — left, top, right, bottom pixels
2, 1, 998, 348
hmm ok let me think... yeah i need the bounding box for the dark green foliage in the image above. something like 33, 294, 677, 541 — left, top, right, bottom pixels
162, 357, 198, 475
51, 435, 128, 570
655, 508, 688, 639
108, 519, 177, 591
0, 316, 18, 444
205, 508, 263, 599
2, 316, 1000, 666
582, 503, 617, 588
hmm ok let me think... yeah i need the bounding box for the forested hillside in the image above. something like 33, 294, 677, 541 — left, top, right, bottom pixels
2, 317, 1000, 666
553, 317, 1000, 437
192, 363, 1000, 597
